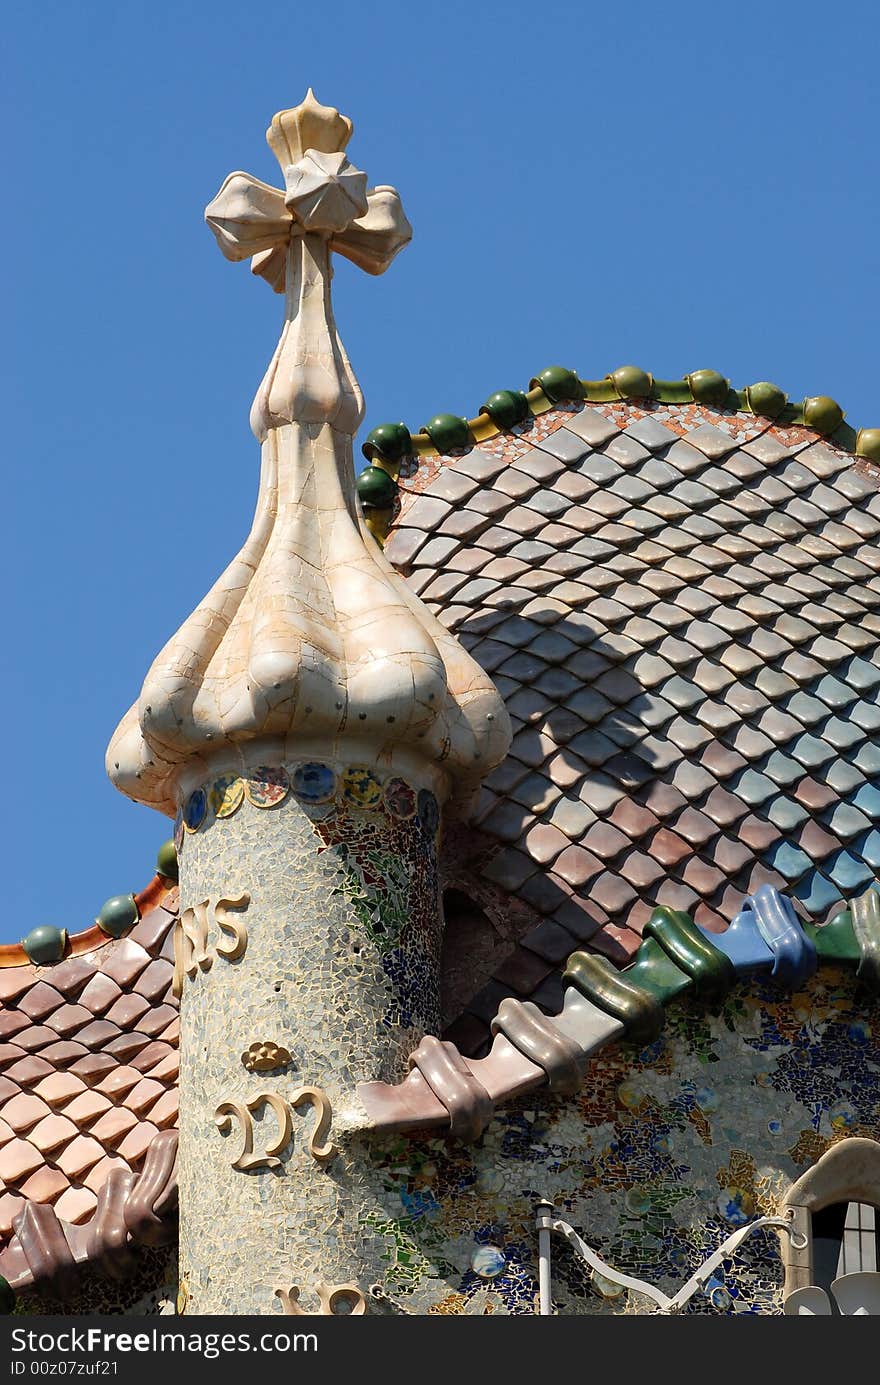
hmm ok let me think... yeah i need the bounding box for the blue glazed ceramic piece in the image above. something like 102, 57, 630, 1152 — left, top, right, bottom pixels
828, 1098, 858, 1129
791, 870, 843, 915
183, 788, 207, 832
855, 742, 880, 776
766, 797, 809, 831
292, 762, 337, 805
625, 1187, 651, 1214
858, 830, 880, 870
829, 849, 875, 893
825, 803, 872, 838
716, 1189, 751, 1226
705, 1278, 732, 1310
765, 840, 812, 883
749, 885, 817, 987
853, 783, 880, 820
471, 1246, 505, 1278
694, 1085, 719, 1113
762, 751, 801, 786
705, 910, 774, 973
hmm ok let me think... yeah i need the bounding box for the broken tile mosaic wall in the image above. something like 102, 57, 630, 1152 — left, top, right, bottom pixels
12, 1248, 178, 1317
360, 966, 880, 1315
176, 763, 444, 1313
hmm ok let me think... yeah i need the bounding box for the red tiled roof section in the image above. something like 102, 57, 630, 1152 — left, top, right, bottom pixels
386, 398, 880, 1057
0, 887, 179, 1292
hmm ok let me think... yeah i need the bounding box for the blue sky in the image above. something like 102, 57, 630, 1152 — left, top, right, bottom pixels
3, 0, 878, 943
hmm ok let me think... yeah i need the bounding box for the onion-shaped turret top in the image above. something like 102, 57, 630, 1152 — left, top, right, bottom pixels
107, 92, 511, 817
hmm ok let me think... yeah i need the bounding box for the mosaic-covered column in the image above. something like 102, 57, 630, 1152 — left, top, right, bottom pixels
106, 91, 510, 1314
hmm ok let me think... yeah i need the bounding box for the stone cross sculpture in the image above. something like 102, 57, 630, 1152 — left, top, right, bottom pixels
106, 92, 510, 1314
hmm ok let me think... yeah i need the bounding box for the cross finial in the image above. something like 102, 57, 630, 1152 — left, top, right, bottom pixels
265, 88, 353, 167
204, 91, 411, 437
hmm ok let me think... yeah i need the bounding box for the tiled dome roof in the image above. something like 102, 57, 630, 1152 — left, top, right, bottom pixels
0, 879, 179, 1300
380, 390, 880, 1056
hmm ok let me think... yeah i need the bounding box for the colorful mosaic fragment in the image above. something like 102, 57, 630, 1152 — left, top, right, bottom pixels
244, 766, 290, 808
208, 774, 244, 819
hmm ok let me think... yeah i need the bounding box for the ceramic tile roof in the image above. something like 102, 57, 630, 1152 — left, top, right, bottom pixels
0, 883, 179, 1296
384, 396, 880, 1056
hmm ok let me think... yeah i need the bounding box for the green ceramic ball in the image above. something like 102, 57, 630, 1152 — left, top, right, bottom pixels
687, 369, 730, 407
22, 925, 67, 966
481, 390, 530, 429
803, 395, 844, 436
423, 413, 471, 452
610, 365, 652, 399
361, 421, 412, 463
156, 839, 179, 882
856, 429, 880, 463
356, 466, 398, 508
530, 366, 582, 403
746, 381, 787, 419
96, 894, 140, 939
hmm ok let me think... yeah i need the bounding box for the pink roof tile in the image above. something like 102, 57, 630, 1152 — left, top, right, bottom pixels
78, 974, 124, 1014
147, 1090, 178, 1129
54, 1135, 105, 1180
61, 1091, 113, 1127
132, 958, 174, 1001
0, 1138, 43, 1183
83, 1155, 129, 1194
95, 1065, 142, 1099
124, 1079, 164, 1115
1, 1093, 52, 1133
104, 994, 150, 1029
28, 1114, 78, 1154
117, 1121, 160, 1166
44, 1004, 92, 1037
52, 1186, 98, 1225
18, 1165, 68, 1203
142, 1051, 178, 1083
89, 1106, 138, 1149
0, 1194, 25, 1236
17, 984, 65, 1021
15, 1026, 59, 1053
100, 940, 152, 988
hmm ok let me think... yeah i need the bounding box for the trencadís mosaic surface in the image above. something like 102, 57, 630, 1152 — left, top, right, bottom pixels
361, 965, 879, 1314
176, 766, 442, 1043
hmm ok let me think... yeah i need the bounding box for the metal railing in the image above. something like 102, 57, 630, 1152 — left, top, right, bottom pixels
536, 1199, 806, 1315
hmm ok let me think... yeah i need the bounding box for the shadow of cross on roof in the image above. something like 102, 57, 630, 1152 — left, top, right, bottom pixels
383, 394, 880, 1060
442, 598, 854, 1053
